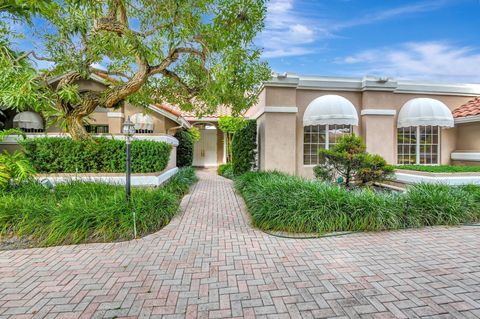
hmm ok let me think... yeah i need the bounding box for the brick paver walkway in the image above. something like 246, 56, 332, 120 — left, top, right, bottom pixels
1, 171, 480, 319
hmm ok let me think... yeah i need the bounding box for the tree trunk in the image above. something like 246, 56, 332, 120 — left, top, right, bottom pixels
65, 115, 90, 141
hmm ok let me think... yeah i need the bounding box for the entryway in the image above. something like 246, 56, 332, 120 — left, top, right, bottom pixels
193, 125, 218, 167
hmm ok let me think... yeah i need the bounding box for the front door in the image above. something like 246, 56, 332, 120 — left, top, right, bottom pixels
193, 129, 217, 167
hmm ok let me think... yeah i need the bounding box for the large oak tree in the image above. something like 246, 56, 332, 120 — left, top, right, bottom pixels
0, 0, 270, 139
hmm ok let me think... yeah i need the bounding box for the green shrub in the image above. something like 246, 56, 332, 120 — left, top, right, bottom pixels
217, 163, 234, 179
232, 120, 256, 176
0, 167, 197, 246
396, 165, 480, 173
174, 130, 194, 167
235, 171, 480, 234
316, 134, 394, 187
20, 137, 171, 173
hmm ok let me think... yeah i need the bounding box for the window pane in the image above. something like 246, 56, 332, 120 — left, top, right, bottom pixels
303, 125, 327, 165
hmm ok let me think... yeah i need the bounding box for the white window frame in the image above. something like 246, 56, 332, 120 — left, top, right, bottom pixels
397, 126, 441, 165
303, 124, 352, 166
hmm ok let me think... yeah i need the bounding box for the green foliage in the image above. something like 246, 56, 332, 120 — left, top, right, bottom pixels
218, 116, 246, 162
20, 137, 171, 173
217, 163, 234, 179
0, 128, 25, 143
188, 127, 201, 143
316, 134, 394, 187
0, 151, 36, 189
396, 165, 480, 173
174, 131, 194, 167
0, 128, 33, 188
0, 167, 197, 246
218, 116, 246, 134
235, 171, 480, 234
232, 120, 256, 175
1, 0, 271, 139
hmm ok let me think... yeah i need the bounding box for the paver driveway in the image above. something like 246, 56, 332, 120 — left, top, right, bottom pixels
1, 171, 480, 319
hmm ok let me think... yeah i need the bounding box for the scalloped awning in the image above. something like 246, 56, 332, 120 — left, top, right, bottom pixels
303, 95, 358, 126
130, 113, 154, 131
397, 98, 454, 128
13, 111, 44, 130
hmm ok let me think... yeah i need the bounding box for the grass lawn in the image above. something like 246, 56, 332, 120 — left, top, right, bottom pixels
396, 165, 480, 173
235, 171, 480, 234
0, 167, 197, 247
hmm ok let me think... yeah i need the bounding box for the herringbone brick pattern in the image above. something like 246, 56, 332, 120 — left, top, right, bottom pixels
1, 170, 479, 318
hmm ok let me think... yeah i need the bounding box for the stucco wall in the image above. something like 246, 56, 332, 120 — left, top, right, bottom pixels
456, 122, 480, 150
262, 112, 297, 174
254, 84, 479, 178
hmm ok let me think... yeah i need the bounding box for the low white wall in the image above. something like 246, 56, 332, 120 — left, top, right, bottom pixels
395, 172, 480, 185
36, 167, 179, 187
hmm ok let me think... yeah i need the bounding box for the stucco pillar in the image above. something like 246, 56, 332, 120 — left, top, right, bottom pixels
107, 112, 124, 134
262, 112, 297, 174
361, 109, 396, 164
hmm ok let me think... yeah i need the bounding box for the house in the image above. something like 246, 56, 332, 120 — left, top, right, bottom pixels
0, 73, 229, 167
246, 73, 480, 178
2, 72, 480, 177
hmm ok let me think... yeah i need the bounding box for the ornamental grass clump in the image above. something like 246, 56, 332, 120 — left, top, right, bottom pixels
235, 171, 480, 234
0, 167, 197, 247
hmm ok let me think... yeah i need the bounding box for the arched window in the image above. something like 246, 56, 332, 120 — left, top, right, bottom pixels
397, 98, 454, 165
130, 113, 154, 134
303, 95, 358, 165
13, 111, 44, 133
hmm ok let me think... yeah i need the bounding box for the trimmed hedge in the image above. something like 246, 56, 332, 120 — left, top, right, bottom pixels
21, 137, 171, 173
174, 131, 194, 167
235, 171, 480, 234
232, 120, 256, 175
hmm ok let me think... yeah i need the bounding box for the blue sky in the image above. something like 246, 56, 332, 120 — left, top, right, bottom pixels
259, 0, 480, 82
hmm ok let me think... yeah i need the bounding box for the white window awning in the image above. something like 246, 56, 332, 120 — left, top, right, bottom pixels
303, 95, 359, 126
13, 111, 44, 130
397, 98, 454, 128
130, 113, 154, 131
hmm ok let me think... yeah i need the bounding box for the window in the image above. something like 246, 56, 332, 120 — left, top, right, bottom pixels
397, 126, 439, 165
85, 125, 109, 134
303, 124, 351, 165
20, 128, 44, 133
135, 128, 154, 134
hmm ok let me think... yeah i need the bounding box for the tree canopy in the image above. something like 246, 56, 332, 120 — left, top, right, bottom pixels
0, 0, 271, 139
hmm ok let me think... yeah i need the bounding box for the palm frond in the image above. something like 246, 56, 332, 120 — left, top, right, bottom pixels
0, 163, 11, 189
0, 128, 25, 143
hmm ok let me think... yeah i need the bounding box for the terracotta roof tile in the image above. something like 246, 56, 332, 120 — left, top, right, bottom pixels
453, 97, 480, 118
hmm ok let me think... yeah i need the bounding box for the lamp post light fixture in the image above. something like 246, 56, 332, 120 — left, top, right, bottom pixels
122, 116, 137, 238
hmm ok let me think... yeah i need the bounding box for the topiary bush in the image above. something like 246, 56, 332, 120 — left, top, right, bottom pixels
20, 137, 171, 173
231, 120, 256, 176
315, 134, 394, 187
174, 130, 194, 167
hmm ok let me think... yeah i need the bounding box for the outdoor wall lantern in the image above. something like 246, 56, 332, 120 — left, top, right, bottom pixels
122, 116, 137, 238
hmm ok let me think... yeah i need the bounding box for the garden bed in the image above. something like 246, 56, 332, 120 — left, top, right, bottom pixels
0, 167, 197, 249
235, 171, 480, 234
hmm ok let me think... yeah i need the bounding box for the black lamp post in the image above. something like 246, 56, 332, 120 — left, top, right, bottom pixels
122, 117, 136, 202
122, 117, 136, 238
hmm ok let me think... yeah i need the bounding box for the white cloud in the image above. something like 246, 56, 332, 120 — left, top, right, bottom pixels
259, 0, 456, 59
336, 42, 480, 82
259, 0, 322, 58
333, 1, 451, 30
